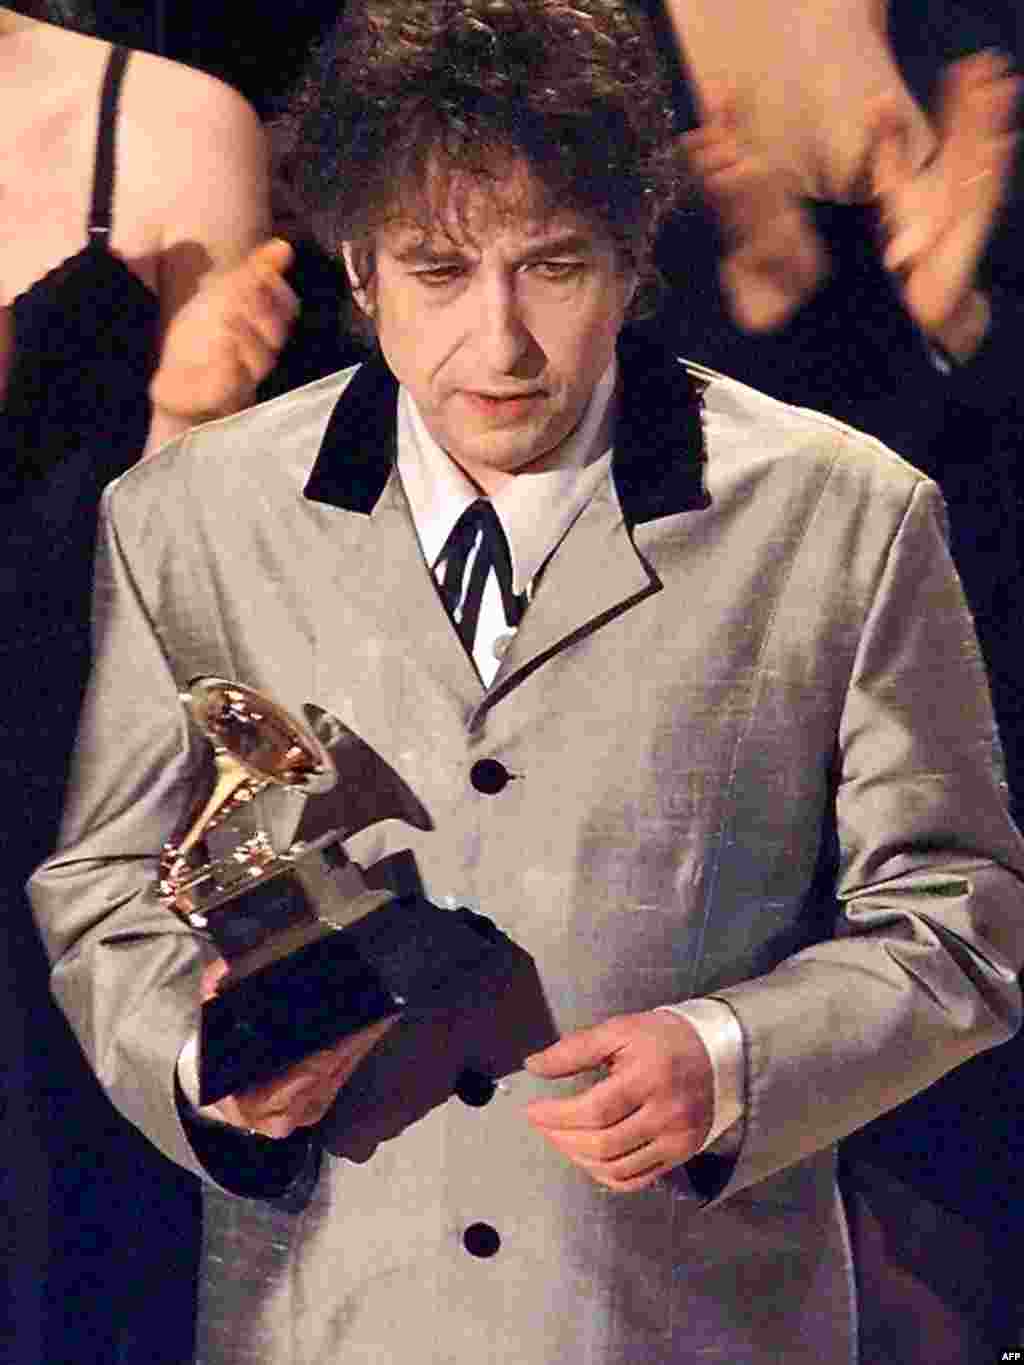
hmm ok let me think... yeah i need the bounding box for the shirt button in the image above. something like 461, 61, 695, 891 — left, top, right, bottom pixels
454, 1068, 497, 1107
470, 758, 511, 794
463, 1222, 501, 1258
492, 629, 517, 660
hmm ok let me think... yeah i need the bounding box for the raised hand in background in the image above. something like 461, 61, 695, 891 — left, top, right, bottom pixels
871, 49, 1021, 361
147, 236, 299, 451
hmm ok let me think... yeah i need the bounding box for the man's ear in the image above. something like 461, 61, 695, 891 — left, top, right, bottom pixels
341, 243, 374, 317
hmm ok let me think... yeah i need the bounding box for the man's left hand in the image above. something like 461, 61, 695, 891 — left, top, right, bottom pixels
524, 1011, 713, 1191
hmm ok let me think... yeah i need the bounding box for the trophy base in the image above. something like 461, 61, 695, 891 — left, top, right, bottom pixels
198, 895, 511, 1105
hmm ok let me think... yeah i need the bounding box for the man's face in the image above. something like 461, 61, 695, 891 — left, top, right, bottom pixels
345, 168, 636, 493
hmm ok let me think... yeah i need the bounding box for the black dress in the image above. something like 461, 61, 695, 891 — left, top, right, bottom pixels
1, 45, 199, 1365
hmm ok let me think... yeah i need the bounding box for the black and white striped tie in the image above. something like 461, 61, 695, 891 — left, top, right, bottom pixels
437, 499, 526, 655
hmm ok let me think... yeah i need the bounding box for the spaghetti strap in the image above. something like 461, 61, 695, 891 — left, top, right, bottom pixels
88, 45, 131, 242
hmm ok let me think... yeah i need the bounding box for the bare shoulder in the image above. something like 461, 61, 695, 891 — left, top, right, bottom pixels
119, 47, 263, 144
116, 47, 265, 192
112, 49, 270, 268
6, 23, 255, 145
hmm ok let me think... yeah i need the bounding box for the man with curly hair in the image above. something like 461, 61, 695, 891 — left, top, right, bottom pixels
30, 1, 1024, 1362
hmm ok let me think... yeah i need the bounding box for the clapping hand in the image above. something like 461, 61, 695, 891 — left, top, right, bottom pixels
871, 50, 1021, 361
150, 237, 299, 426
682, 85, 827, 332
524, 1010, 713, 1191
687, 52, 1020, 354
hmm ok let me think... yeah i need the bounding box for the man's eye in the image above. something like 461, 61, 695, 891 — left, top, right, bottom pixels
532, 260, 585, 281
413, 265, 464, 286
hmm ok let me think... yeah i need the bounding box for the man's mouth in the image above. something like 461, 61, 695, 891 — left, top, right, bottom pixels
462, 389, 544, 416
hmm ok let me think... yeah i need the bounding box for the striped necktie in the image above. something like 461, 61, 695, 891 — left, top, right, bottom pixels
437, 499, 526, 655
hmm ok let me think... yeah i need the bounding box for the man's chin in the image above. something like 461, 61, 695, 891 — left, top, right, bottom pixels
435, 416, 566, 476
454, 433, 567, 480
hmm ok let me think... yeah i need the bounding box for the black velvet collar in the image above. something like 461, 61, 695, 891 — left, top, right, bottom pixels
303, 328, 708, 526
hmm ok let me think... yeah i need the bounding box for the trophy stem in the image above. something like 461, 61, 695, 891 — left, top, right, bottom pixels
175, 750, 264, 862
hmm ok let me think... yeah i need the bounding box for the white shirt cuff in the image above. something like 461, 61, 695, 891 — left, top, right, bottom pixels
178, 1030, 249, 1132
657, 998, 745, 1153
177, 1030, 203, 1109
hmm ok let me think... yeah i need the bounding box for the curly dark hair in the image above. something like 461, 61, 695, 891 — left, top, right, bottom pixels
273, 0, 691, 336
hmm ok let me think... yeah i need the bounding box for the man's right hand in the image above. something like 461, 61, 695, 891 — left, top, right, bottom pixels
199, 958, 398, 1139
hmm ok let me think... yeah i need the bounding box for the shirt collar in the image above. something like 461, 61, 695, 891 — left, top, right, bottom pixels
398, 357, 618, 593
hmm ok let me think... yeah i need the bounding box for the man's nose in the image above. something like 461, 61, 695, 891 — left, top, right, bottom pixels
476, 276, 541, 373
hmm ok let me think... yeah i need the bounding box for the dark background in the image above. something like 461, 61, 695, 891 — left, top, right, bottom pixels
92, 0, 344, 115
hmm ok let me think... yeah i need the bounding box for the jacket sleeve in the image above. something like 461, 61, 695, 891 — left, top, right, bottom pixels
28, 485, 316, 1204
707, 477, 1024, 1201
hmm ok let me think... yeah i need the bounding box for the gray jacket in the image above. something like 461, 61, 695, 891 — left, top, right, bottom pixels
31, 338, 1024, 1364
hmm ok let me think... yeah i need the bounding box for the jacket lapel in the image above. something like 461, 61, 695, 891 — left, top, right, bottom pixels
304, 355, 485, 708
479, 332, 710, 713
477, 482, 660, 716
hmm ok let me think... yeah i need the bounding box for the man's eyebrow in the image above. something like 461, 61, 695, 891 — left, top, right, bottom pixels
386, 229, 599, 265
388, 239, 467, 264
387, 241, 456, 262
516, 232, 596, 261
